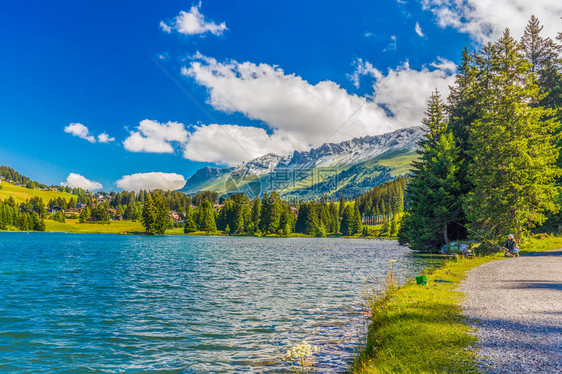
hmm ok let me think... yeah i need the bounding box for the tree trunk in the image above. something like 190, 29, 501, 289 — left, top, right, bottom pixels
443, 221, 450, 244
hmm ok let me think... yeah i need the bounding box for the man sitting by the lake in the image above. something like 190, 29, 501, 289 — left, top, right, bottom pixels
504, 234, 520, 257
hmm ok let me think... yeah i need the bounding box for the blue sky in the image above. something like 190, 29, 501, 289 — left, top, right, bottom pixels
1, 0, 559, 191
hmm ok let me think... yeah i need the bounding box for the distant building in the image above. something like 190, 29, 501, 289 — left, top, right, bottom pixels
47, 207, 63, 214
65, 208, 80, 217
169, 211, 181, 221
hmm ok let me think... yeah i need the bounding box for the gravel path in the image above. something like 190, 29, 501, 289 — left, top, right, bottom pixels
459, 249, 562, 373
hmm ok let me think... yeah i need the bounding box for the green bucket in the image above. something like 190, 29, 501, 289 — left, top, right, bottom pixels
416, 275, 427, 285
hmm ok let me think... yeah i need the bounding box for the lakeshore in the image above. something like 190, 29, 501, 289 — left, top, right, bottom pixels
350, 236, 562, 373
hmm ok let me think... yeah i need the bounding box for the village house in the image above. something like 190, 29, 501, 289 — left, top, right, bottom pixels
47, 206, 63, 215
169, 211, 181, 221
65, 208, 81, 217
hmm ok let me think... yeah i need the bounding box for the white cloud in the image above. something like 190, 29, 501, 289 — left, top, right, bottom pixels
421, 0, 562, 43
371, 59, 456, 126
122, 55, 455, 166
159, 21, 172, 33
383, 35, 398, 52
160, 2, 227, 36
97, 133, 115, 143
116, 172, 186, 192
123, 119, 188, 153
348, 58, 382, 88
415, 22, 425, 37
183, 55, 388, 147
182, 54, 456, 162
64, 123, 96, 143
61, 173, 103, 191
64, 123, 114, 144
184, 124, 297, 166
157, 52, 170, 61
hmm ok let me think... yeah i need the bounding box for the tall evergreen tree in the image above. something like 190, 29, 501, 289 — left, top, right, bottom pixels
197, 200, 217, 234
260, 192, 281, 234
184, 205, 197, 233
295, 203, 319, 235
399, 90, 462, 251
251, 197, 261, 233
329, 202, 340, 234
141, 194, 157, 234
352, 204, 363, 234
340, 205, 355, 236
152, 194, 170, 235
466, 29, 560, 241
277, 205, 292, 236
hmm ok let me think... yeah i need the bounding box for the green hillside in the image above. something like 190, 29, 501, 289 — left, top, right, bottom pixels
0, 181, 77, 204
182, 149, 418, 199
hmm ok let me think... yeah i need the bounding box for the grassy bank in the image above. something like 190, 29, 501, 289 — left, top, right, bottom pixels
350, 236, 562, 373
0, 181, 76, 204
43, 219, 145, 234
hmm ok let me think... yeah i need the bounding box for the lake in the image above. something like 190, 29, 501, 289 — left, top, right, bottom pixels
0, 233, 433, 373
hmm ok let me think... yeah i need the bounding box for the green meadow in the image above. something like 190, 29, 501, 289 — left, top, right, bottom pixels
0, 181, 76, 204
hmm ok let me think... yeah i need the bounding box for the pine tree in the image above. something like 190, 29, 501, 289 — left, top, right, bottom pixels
260, 192, 281, 234
184, 208, 197, 233
329, 202, 340, 234
277, 205, 292, 236
399, 90, 462, 252
352, 204, 362, 234
153, 194, 170, 235
340, 205, 355, 236
390, 218, 397, 237
125, 202, 135, 220
198, 200, 216, 234
466, 29, 560, 241
339, 195, 345, 217
79, 206, 91, 223
521, 16, 558, 73
141, 194, 157, 234
446, 47, 481, 197
251, 197, 261, 233
230, 200, 245, 234
0, 204, 5, 230
216, 199, 233, 231
295, 203, 319, 235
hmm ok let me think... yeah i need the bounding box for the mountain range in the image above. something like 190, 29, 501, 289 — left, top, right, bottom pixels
181, 127, 424, 199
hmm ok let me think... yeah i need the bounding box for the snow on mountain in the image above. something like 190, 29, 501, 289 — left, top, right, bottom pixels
182, 126, 423, 195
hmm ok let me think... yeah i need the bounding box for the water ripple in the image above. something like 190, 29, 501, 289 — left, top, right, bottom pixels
0, 233, 431, 373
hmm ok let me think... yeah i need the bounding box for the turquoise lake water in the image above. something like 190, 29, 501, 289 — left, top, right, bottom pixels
0, 233, 431, 373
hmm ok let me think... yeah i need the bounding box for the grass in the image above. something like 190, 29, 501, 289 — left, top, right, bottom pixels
43, 220, 223, 235
44, 219, 145, 234
0, 181, 76, 204
349, 235, 562, 374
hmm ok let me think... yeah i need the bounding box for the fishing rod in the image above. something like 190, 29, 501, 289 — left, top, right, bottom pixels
451, 220, 504, 250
